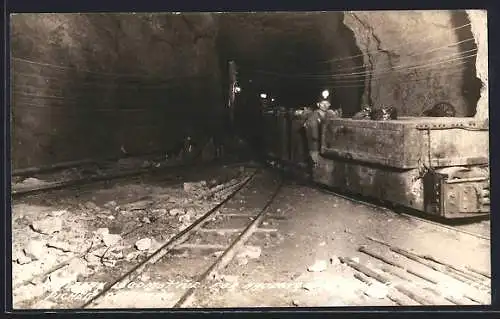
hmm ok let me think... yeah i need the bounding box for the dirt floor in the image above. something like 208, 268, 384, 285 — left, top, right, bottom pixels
11, 159, 251, 309
191, 178, 490, 307
11, 164, 491, 309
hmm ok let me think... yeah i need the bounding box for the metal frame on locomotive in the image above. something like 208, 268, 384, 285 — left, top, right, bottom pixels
261, 107, 490, 219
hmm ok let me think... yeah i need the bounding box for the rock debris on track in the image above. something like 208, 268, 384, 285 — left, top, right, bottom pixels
11, 160, 253, 309
84, 170, 281, 309
11, 164, 490, 309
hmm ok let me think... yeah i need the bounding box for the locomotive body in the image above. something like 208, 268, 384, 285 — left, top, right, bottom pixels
261, 108, 490, 219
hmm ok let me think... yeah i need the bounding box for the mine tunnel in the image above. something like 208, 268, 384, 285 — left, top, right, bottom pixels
10, 10, 491, 309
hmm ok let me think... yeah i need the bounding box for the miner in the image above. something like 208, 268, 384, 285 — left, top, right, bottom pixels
303, 89, 342, 167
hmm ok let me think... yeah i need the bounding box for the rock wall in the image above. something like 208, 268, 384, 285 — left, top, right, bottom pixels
466, 10, 488, 123
343, 10, 482, 117
10, 13, 223, 170
10, 11, 487, 169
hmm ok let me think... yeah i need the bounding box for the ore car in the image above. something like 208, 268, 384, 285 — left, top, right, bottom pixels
261, 107, 490, 219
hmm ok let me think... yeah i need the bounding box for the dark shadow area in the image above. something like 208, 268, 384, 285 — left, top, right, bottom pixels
214, 31, 238, 146
214, 12, 365, 160
10, 13, 225, 170
260, 158, 490, 226
313, 174, 489, 226
10, 33, 83, 168
451, 10, 483, 117
335, 12, 366, 117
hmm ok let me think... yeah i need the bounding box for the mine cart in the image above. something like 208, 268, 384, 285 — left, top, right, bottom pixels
262, 107, 279, 159
315, 117, 490, 218
289, 109, 312, 165
262, 107, 290, 161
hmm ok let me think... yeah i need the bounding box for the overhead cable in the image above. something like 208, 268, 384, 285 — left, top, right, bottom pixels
313, 22, 472, 65
249, 50, 476, 80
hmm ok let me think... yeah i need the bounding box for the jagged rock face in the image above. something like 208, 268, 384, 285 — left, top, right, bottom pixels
11, 13, 222, 169
466, 10, 488, 122
343, 10, 482, 117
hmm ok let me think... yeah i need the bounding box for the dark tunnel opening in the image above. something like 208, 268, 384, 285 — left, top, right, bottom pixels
215, 12, 366, 152
327, 12, 366, 117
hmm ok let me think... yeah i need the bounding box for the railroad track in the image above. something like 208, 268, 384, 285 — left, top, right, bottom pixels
263, 158, 490, 242
337, 236, 491, 306
20, 168, 283, 309
11, 157, 257, 198
258, 159, 491, 306
317, 186, 490, 242
13, 158, 489, 308
12, 152, 172, 177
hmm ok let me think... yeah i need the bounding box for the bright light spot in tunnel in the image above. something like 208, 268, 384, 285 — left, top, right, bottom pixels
260, 93, 267, 99
234, 86, 241, 93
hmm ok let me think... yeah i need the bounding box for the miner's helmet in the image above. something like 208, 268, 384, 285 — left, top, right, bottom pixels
321, 89, 330, 100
